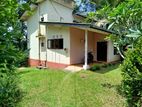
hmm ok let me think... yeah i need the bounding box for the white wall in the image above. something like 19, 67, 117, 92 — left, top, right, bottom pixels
27, 10, 39, 60
27, 0, 74, 61
47, 26, 70, 64
39, 0, 74, 22
26, 0, 120, 64
107, 41, 120, 62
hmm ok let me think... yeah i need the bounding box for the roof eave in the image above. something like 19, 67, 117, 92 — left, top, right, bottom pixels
40, 21, 116, 34
20, 0, 45, 21
40, 21, 91, 28
36, 0, 46, 3
90, 25, 116, 34
20, 4, 38, 21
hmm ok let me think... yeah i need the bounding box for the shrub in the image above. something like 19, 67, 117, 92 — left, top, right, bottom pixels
121, 37, 142, 107
108, 63, 113, 66
90, 65, 101, 71
0, 72, 23, 107
102, 64, 108, 68
0, 62, 23, 107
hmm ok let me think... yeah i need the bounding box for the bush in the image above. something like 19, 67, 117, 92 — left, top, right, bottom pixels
0, 62, 23, 107
108, 63, 113, 66
0, 73, 23, 107
90, 65, 101, 71
121, 37, 142, 107
102, 64, 108, 68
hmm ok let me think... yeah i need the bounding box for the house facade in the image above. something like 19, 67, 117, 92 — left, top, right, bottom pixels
21, 0, 120, 70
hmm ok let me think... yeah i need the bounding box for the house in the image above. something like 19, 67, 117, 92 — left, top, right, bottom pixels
20, 0, 120, 70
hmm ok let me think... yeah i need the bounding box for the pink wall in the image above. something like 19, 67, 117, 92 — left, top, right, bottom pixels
70, 27, 120, 64
70, 27, 95, 64
93, 32, 120, 62
93, 32, 107, 61
70, 27, 85, 64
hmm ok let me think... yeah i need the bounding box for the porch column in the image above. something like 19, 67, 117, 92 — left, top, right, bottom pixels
83, 30, 90, 70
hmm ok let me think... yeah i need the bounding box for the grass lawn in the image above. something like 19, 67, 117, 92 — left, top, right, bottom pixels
18, 65, 126, 107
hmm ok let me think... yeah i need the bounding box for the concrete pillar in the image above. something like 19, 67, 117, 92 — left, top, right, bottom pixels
83, 30, 90, 70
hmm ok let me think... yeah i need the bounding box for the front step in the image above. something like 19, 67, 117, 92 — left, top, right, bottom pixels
36, 66, 48, 69
64, 65, 83, 72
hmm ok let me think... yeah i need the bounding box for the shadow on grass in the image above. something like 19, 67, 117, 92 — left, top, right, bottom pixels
18, 70, 31, 75
101, 83, 124, 96
17, 67, 47, 75
91, 64, 120, 74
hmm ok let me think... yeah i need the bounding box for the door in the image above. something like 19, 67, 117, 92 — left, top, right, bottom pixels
97, 41, 107, 61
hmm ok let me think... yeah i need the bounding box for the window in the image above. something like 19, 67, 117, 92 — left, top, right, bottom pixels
41, 42, 44, 47
47, 39, 63, 49
114, 47, 119, 55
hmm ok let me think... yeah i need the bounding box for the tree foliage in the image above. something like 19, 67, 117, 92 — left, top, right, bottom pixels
0, 0, 26, 106
107, 0, 142, 58
88, 0, 142, 58
74, 0, 124, 13
106, 0, 142, 106
85, 0, 142, 106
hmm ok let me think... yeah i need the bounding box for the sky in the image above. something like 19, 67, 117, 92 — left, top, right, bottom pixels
75, 0, 81, 5
75, 0, 96, 12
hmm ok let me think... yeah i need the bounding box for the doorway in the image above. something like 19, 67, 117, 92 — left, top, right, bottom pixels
97, 41, 107, 61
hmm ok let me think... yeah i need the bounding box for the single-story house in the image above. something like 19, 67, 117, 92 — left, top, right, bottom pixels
20, 0, 120, 70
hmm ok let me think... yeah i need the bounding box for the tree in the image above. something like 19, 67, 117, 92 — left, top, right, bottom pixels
87, 0, 142, 59
0, 0, 26, 106
90, 0, 142, 106
107, 0, 142, 58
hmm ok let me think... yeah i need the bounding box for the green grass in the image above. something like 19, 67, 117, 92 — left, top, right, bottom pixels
18, 65, 126, 107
